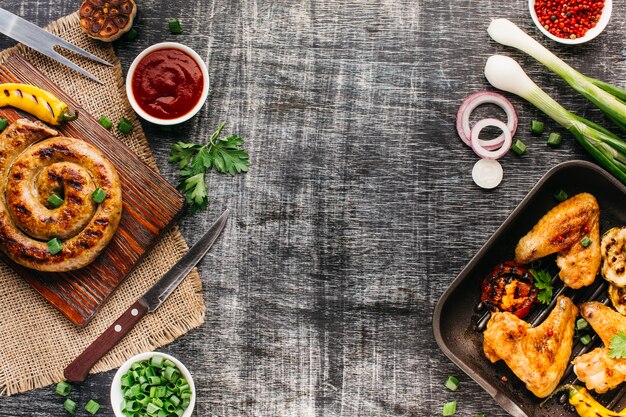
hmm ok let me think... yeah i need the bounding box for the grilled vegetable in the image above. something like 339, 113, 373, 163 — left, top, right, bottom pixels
480, 261, 539, 318
79, 0, 137, 42
601, 227, 626, 287
0, 83, 77, 125
565, 384, 626, 417
609, 284, 626, 316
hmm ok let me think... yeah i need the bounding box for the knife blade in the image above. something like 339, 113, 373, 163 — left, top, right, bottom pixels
64, 209, 230, 382
0, 8, 112, 84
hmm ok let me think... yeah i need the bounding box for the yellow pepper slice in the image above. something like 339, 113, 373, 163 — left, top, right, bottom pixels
0, 83, 77, 125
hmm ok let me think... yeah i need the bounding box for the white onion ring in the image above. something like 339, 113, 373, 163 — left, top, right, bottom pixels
456, 91, 517, 150
470, 118, 512, 159
472, 159, 503, 189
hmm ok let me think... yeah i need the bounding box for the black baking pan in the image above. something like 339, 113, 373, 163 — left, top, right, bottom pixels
433, 160, 626, 417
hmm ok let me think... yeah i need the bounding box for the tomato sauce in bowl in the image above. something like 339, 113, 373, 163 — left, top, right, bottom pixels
127, 42, 209, 125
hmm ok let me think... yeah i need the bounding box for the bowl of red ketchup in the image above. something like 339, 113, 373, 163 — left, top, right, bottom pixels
126, 42, 209, 125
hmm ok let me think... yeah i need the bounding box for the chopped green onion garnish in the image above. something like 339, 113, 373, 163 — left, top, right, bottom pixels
168, 18, 182, 34
117, 117, 133, 134
85, 399, 100, 415
511, 139, 526, 155
124, 27, 138, 41
554, 189, 568, 202
151, 355, 164, 368
476, 415, 485, 417
48, 238, 63, 255
581, 236, 593, 248
48, 193, 64, 208
442, 400, 457, 416
0, 118, 8, 132
580, 334, 592, 345
56, 381, 71, 396
530, 120, 544, 135
577, 318, 589, 331
98, 116, 113, 129
92, 188, 107, 203
444, 376, 459, 391
64, 398, 77, 414
547, 132, 562, 147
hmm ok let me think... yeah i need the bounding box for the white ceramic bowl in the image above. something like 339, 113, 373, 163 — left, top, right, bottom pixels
126, 42, 209, 125
111, 352, 196, 417
529, 0, 612, 45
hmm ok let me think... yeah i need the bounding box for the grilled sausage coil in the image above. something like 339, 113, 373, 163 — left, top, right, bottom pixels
0, 119, 122, 271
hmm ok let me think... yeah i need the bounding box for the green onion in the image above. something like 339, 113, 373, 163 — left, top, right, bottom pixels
64, 398, 77, 414
168, 19, 182, 34
554, 189, 568, 202
476, 415, 485, 417
117, 117, 133, 134
56, 381, 71, 396
98, 116, 112, 129
442, 401, 457, 416
487, 19, 626, 186
0, 118, 8, 132
48, 193, 64, 208
580, 334, 592, 345
92, 187, 107, 203
547, 132, 562, 147
444, 376, 459, 391
511, 139, 526, 155
85, 399, 100, 415
530, 120, 544, 135
124, 27, 138, 41
577, 318, 589, 331
581, 236, 593, 248
48, 238, 62, 255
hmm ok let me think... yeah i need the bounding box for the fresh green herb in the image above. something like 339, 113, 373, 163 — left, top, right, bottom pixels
48, 193, 64, 208
511, 139, 526, 155
576, 318, 589, 331
530, 269, 553, 305
120, 355, 192, 417
554, 189, 568, 202
442, 401, 457, 416
580, 236, 592, 248
169, 122, 249, 212
547, 132, 562, 147
530, 120, 544, 135
168, 18, 182, 34
609, 331, 626, 359
444, 376, 459, 391
85, 399, 100, 415
476, 415, 485, 417
55, 381, 71, 396
117, 117, 133, 134
48, 238, 63, 255
98, 116, 112, 129
580, 334, 592, 345
92, 188, 107, 204
0, 118, 8, 132
124, 27, 138, 41
64, 398, 77, 414
486, 20, 626, 187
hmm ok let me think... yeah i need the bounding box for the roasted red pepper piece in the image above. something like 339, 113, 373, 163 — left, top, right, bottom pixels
481, 261, 539, 318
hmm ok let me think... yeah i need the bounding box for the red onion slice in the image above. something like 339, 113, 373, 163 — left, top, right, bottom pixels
456, 91, 517, 151
470, 118, 512, 159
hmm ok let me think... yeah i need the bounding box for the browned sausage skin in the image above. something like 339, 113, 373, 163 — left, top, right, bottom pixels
0, 119, 122, 272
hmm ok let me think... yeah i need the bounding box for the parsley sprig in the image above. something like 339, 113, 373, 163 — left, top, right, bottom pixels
610, 331, 626, 359
530, 268, 554, 305
169, 122, 249, 212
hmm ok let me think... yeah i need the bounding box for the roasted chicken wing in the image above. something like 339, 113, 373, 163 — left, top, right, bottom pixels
483, 295, 578, 398
573, 302, 626, 393
515, 193, 601, 289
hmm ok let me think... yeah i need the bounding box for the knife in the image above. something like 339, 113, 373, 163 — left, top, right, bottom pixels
0, 8, 112, 84
64, 209, 230, 382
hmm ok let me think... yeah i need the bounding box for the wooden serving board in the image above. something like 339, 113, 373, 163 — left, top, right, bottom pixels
0, 54, 185, 327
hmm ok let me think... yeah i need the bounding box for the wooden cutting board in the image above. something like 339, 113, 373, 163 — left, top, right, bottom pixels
0, 53, 185, 327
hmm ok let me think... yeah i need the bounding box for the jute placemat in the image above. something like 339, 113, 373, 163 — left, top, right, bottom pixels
0, 13, 205, 395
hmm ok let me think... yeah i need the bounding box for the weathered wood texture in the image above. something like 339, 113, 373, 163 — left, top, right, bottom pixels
0, 0, 624, 415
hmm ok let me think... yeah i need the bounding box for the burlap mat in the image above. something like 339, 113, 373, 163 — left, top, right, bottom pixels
0, 13, 205, 395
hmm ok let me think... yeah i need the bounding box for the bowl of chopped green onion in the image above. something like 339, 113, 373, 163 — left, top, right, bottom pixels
111, 352, 195, 417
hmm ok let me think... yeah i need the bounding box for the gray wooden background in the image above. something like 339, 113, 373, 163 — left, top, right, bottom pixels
0, 0, 624, 416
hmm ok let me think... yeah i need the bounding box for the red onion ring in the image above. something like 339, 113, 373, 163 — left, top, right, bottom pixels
456, 91, 517, 150
470, 118, 512, 159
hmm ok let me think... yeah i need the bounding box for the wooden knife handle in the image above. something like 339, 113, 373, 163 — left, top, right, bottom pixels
64, 299, 149, 382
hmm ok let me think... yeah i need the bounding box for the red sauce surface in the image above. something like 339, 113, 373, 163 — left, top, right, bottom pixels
132, 48, 204, 120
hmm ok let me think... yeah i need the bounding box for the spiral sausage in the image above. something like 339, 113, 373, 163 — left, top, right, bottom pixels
0, 119, 122, 272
